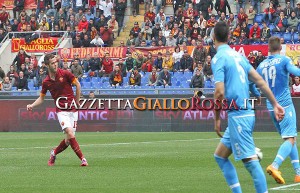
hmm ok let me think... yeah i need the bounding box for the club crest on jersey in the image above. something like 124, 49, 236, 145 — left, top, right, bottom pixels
59, 77, 64, 82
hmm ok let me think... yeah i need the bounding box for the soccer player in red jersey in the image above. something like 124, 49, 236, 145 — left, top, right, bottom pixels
26, 53, 88, 166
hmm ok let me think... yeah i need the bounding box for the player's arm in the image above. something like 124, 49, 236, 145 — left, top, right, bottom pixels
212, 56, 225, 138
249, 81, 261, 105
214, 82, 224, 138
27, 94, 45, 111
72, 78, 81, 104
286, 58, 300, 76
248, 68, 285, 121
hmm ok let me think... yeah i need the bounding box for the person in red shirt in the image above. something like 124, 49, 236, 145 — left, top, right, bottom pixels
100, 52, 114, 77
237, 7, 248, 26
207, 14, 217, 30
26, 53, 88, 167
249, 22, 261, 42
144, 6, 156, 25
78, 16, 89, 32
263, 2, 276, 23
0, 6, 10, 24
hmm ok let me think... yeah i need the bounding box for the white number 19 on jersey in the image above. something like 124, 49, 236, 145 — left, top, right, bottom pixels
262, 66, 276, 88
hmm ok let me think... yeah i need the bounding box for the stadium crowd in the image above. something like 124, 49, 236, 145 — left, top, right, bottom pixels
1, 0, 300, 95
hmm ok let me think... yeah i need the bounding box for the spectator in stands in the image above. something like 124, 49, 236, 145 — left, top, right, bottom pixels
78, 16, 89, 32
144, 6, 156, 25
247, 6, 256, 25
90, 34, 104, 47
215, 0, 231, 16
27, 63, 36, 80
236, 0, 246, 12
124, 53, 136, 72
39, 17, 49, 31
151, 22, 161, 39
237, 8, 248, 26
0, 6, 10, 25
287, 11, 299, 32
16, 71, 28, 91
81, 34, 91, 47
75, 8, 84, 23
135, 32, 146, 47
13, 0, 24, 19
34, 68, 47, 87
172, 46, 183, 72
218, 12, 228, 23
261, 22, 271, 43
176, 31, 187, 45
255, 51, 265, 67
38, 61, 48, 74
88, 53, 100, 77
114, 0, 126, 36
7, 65, 18, 86
85, 9, 94, 21
207, 41, 217, 58
0, 67, 4, 81
72, 35, 83, 48
193, 62, 203, 76
171, 23, 181, 39
166, 34, 177, 46
157, 66, 171, 86
227, 13, 237, 32
71, 59, 83, 81
135, 53, 146, 71
198, 0, 213, 20
2, 76, 12, 91
88, 91, 95, 99
48, 16, 58, 31
117, 58, 127, 77
100, 24, 113, 46
18, 63, 28, 78
98, 14, 107, 29
236, 31, 249, 45
190, 68, 204, 88
263, 2, 276, 23
162, 51, 173, 71
153, 52, 163, 71
203, 55, 213, 81
129, 67, 141, 86
240, 22, 250, 38
193, 41, 207, 64
295, 2, 300, 18
180, 50, 193, 72
249, 22, 261, 42
291, 76, 300, 96
107, 14, 118, 39
274, 11, 288, 32
248, 51, 257, 68
67, 15, 78, 31
207, 14, 217, 31
100, 52, 114, 77
12, 48, 30, 71
154, 30, 166, 46
284, 1, 294, 18
147, 67, 159, 86
126, 34, 135, 46
62, 61, 71, 72
109, 65, 123, 86
251, 0, 262, 14
81, 54, 91, 72
141, 23, 153, 41
101, 0, 113, 22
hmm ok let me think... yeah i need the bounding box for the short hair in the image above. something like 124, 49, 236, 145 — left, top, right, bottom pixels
214, 22, 229, 43
268, 36, 281, 52
44, 54, 56, 65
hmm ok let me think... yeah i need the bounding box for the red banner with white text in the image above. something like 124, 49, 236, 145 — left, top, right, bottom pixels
58, 45, 271, 60
0, 0, 36, 10
12, 38, 59, 52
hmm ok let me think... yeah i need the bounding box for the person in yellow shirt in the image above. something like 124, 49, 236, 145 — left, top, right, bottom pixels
162, 51, 174, 71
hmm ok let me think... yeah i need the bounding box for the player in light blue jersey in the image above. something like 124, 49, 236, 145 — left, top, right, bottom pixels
212, 22, 285, 193
257, 36, 300, 184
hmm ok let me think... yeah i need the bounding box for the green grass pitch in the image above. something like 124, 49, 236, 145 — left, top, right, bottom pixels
0, 132, 299, 193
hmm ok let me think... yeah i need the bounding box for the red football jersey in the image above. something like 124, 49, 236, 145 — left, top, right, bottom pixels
41, 68, 77, 112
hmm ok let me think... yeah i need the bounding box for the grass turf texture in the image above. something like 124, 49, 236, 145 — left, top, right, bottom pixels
0, 132, 298, 193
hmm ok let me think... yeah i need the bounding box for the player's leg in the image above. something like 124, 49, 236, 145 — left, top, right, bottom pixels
214, 128, 242, 193
48, 112, 71, 166
267, 106, 297, 184
64, 112, 88, 166
230, 115, 268, 193
289, 139, 300, 182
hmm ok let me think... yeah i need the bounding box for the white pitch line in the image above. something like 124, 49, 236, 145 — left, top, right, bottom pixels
269, 183, 300, 191
0, 138, 220, 151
